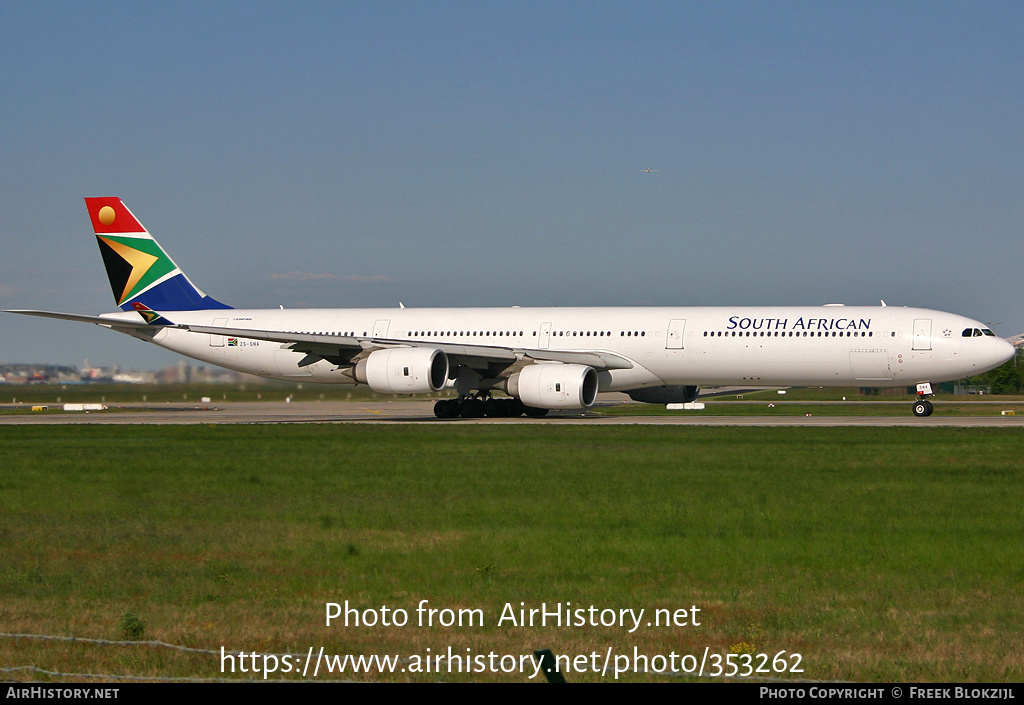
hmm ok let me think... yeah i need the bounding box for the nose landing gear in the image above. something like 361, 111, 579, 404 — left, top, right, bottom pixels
912, 382, 934, 417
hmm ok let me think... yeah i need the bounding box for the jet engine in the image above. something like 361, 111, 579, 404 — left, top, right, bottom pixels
354, 347, 449, 394
506, 363, 599, 409
626, 385, 700, 404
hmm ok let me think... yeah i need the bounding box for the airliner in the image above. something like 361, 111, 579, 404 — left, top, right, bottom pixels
5, 198, 1015, 418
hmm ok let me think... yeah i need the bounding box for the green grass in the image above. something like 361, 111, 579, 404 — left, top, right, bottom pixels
721, 387, 1024, 402
595, 386, 1024, 416
594, 401, 1022, 417
1, 425, 1022, 682
6, 381, 1022, 406
0, 382, 433, 405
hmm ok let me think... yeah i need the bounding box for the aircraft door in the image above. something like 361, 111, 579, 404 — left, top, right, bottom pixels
912, 319, 932, 350
373, 319, 391, 339
667, 319, 686, 349
539, 322, 552, 349
210, 318, 228, 347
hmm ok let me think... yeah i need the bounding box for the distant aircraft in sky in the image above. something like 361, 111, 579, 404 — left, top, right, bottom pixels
5, 198, 1015, 418
639, 168, 658, 173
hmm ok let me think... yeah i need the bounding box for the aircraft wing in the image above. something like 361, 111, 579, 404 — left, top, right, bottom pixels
517, 348, 634, 370
180, 324, 634, 371
3, 312, 635, 371
181, 324, 362, 348
4, 309, 160, 330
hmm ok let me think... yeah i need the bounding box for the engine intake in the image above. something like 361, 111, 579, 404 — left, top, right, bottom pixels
355, 347, 448, 394
506, 363, 599, 409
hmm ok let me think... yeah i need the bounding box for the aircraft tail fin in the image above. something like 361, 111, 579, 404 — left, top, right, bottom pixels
85, 197, 231, 312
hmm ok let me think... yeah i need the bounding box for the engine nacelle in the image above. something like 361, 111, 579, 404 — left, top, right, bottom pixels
506, 363, 599, 409
626, 385, 701, 404
355, 347, 448, 394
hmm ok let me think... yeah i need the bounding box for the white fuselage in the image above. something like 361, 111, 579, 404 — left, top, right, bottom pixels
109, 305, 1015, 392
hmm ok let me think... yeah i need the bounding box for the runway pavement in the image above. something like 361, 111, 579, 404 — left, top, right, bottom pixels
1, 400, 1023, 426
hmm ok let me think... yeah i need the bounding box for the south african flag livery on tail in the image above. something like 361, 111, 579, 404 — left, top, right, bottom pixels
85, 197, 231, 314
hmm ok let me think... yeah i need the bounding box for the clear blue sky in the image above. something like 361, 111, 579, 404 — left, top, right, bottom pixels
2, 1, 1022, 369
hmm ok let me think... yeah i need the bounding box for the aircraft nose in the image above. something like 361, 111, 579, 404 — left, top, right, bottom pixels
995, 338, 1017, 366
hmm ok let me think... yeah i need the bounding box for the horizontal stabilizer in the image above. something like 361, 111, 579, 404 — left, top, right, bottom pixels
4, 309, 170, 329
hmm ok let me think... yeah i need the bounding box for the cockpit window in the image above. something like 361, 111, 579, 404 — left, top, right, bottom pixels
962, 328, 992, 337
982, 329, 996, 336
962, 328, 974, 337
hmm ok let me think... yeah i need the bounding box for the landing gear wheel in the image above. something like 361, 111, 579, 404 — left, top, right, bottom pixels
484, 398, 516, 417
460, 398, 486, 418
523, 406, 549, 418
912, 399, 934, 417
433, 399, 459, 419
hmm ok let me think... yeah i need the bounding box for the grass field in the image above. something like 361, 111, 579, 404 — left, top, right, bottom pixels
4, 382, 1023, 420
594, 401, 1023, 417
6, 382, 1023, 406
1, 425, 1022, 682
1, 382, 405, 405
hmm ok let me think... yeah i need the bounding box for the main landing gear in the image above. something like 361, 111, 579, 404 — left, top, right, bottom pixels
433, 396, 549, 419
